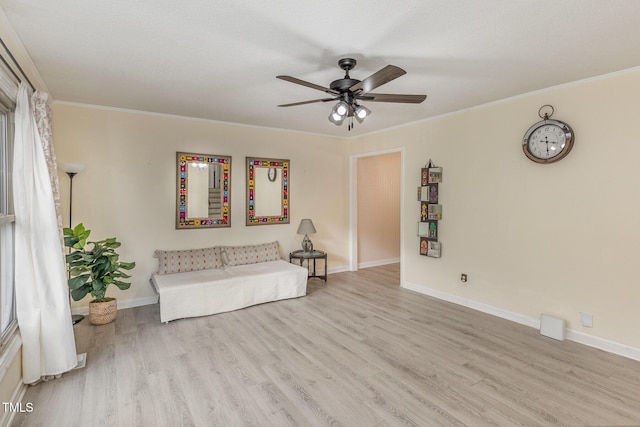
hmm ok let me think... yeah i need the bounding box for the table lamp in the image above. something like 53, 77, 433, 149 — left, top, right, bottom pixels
296, 219, 316, 252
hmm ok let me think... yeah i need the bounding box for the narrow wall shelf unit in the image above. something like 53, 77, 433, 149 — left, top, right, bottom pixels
418, 160, 441, 257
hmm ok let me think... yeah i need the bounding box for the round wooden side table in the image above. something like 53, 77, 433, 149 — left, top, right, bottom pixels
289, 250, 327, 282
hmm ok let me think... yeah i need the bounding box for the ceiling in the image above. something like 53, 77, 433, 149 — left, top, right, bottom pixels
2, 1, 640, 138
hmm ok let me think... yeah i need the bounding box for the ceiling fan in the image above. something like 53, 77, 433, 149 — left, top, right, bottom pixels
277, 58, 427, 130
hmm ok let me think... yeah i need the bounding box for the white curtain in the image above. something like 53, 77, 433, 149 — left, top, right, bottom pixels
13, 82, 77, 384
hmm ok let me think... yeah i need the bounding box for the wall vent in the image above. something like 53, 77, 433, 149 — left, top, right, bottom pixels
540, 314, 566, 341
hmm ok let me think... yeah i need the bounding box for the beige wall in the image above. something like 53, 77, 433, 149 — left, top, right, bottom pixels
51, 68, 640, 352
356, 152, 400, 267
348, 68, 640, 350
52, 104, 350, 310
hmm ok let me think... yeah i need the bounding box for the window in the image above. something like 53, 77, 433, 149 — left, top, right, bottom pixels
0, 100, 16, 345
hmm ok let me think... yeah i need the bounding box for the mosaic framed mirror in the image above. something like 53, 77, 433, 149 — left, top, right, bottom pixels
246, 157, 289, 226
176, 152, 231, 229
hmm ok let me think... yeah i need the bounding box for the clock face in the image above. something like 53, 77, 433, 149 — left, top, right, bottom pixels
267, 167, 277, 182
522, 119, 574, 163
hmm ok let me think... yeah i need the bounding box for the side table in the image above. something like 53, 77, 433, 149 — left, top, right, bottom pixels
289, 250, 327, 282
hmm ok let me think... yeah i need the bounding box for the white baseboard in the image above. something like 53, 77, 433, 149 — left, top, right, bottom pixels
71, 295, 159, 315
328, 264, 350, 275
565, 329, 640, 361
402, 280, 640, 362
358, 257, 400, 269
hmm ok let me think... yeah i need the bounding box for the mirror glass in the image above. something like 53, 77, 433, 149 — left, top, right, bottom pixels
246, 157, 289, 225
177, 152, 231, 229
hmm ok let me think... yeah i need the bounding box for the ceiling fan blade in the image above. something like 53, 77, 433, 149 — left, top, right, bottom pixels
276, 75, 339, 95
356, 93, 427, 103
278, 98, 336, 107
349, 65, 406, 94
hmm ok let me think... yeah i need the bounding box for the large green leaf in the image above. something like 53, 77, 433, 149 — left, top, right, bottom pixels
101, 238, 121, 249
64, 224, 91, 249
112, 271, 132, 279
91, 279, 106, 300
93, 257, 111, 278
68, 274, 90, 290
72, 223, 87, 236
71, 285, 90, 301
63, 235, 76, 248
119, 261, 136, 270
73, 239, 87, 250
113, 280, 131, 290
69, 268, 88, 278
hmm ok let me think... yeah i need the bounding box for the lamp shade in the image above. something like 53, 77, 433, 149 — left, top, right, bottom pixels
333, 101, 349, 117
297, 219, 316, 235
328, 111, 345, 125
354, 104, 371, 123
58, 162, 86, 174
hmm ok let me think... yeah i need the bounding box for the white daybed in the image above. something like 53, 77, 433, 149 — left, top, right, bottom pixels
151, 242, 307, 322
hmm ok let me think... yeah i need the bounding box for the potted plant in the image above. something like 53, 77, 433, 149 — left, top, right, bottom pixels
64, 223, 136, 325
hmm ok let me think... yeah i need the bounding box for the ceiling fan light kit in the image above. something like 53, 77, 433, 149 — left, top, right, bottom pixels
277, 58, 426, 131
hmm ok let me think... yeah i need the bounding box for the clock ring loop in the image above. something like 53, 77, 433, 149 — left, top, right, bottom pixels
538, 104, 554, 120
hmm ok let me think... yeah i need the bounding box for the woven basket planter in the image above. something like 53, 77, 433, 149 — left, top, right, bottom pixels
89, 298, 118, 325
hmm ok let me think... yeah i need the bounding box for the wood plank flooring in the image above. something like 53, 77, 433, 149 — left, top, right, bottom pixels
12, 264, 640, 426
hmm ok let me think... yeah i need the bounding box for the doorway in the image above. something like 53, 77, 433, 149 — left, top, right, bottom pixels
349, 149, 403, 284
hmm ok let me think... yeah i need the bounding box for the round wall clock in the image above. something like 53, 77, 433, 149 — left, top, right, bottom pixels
267, 167, 277, 182
522, 105, 574, 164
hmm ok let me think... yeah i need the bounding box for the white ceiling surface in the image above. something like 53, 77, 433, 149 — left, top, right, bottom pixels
2, 1, 640, 137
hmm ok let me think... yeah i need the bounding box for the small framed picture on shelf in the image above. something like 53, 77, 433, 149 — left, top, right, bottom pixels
420, 237, 429, 255
427, 220, 438, 239
421, 168, 429, 186
419, 186, 428, 201
428, 167, 442, 183
417, 221, 428, 236
428, 183, 438, 203
420, 202, 428, 221
420, 184, 438, 203
427, 241, 441, 258
427, 204, 442, 220
418, 221, 438, 240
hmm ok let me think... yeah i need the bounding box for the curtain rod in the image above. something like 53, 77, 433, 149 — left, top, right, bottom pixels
0, 36, 35, 91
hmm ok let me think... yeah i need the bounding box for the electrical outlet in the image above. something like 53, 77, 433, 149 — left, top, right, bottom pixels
460, 273, 468, 283
580, 312, 593, 328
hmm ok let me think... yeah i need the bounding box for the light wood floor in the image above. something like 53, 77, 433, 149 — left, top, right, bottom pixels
12, 264, 640, 426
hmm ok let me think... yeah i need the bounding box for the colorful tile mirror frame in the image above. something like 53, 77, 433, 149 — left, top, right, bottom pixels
176, 152, 231, 229
246, 157, 290, 225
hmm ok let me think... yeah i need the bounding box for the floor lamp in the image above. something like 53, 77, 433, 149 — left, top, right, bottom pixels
58, 162, 86, 325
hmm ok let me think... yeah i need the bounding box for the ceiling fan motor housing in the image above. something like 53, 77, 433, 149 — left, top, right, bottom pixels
331, 58, 361, 93
330, 78, 360, 92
